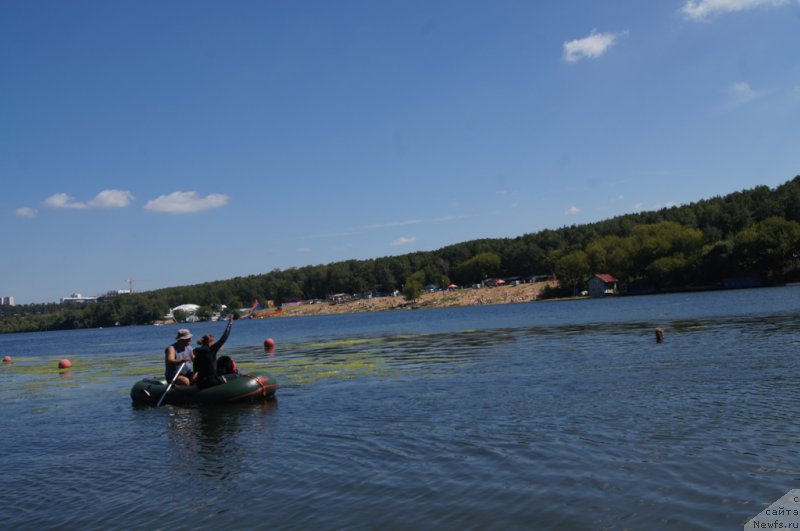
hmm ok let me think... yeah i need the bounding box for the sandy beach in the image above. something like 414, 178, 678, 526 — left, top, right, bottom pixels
251, 281, 558, 319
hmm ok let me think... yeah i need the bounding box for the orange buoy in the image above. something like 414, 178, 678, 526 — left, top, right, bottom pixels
58, 359, 72, 369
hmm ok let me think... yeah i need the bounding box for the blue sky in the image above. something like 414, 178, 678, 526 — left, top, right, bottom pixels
2, 0, 799, 304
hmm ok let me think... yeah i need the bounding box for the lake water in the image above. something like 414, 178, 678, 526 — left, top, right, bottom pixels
1, 286, 799, 530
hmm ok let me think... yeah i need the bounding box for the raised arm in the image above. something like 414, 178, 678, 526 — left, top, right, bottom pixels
212, 314, 234, 353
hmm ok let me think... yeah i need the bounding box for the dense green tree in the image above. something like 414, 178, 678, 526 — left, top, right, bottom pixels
628, 221, 703, 279
196, 305, 213, 321
554, 250, 590, 294
646, 256, 692, 288
402, 271, 425, 301
700, 240, 735, 283
733, 217, 800, 279
453, 252, 501, 285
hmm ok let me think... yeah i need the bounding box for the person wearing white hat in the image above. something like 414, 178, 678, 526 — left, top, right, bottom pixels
164, 328, 195, 386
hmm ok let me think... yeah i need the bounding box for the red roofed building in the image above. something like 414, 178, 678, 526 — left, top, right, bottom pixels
588, 274, 619, 297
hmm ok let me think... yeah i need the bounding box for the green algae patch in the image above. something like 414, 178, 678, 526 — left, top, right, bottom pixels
304, 338, 385, 348
0, 355, 159, 381
268, 351, 405, 385
19, 383, 48, 391
8, 362, 78, 376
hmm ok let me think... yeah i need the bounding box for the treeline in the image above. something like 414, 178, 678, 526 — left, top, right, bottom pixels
3, 175, 800, 334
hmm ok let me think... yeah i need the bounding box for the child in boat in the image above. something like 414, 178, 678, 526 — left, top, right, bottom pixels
193, 315, 234, 389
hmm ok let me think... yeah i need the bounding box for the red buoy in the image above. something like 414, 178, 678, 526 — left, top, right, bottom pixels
58, 359, 72, 369
2, 355, 11, 362
264, 338, 275, 349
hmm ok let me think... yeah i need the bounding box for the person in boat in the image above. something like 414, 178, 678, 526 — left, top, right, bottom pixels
165, 328, 195, 386
193, 314, 234, 389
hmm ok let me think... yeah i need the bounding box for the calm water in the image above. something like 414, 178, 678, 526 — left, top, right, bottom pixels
1, 287, 800, 530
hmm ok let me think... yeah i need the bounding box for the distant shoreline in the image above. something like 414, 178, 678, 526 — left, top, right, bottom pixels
247, 281, 559, 320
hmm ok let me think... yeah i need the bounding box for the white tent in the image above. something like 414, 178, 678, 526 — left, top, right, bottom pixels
168, 304, 200, 319
172, 303, 200, 313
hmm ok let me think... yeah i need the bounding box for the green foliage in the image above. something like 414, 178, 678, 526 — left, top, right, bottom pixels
453, 252, 501, 285
628, 221, 704, 279
732, 217, 800, 279
554, 250, 590, 293
402, 271, 425, 301
196, 305, 213, 321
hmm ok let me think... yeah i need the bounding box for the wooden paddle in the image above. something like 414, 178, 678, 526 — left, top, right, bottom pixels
156, 360, 187, 407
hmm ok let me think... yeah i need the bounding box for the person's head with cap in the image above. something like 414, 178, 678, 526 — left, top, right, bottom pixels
176, 329, 193, 344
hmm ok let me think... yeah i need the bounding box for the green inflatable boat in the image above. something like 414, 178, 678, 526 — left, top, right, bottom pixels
130, 372, 278, 406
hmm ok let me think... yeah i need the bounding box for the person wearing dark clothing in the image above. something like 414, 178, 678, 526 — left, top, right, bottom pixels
193, 315, 233, 389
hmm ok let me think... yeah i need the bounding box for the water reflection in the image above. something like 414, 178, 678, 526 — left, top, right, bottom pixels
165, 401, 277, 481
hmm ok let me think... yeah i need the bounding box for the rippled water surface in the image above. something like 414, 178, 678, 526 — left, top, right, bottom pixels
2, 287, 800, 530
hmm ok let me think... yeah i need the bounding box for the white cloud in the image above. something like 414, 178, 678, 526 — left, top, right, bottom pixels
144, 191, 230, 214
681, 0, 789, 21
89, 189, 134, 208
726, 81, 760, 107
391, 236, 416, 246
43, 189, 135, 209
314, 215, 465, 239
44, 193, 87, 209
15, 207, 37, 218
563, 30, 628, 63
366, 215, 463, 230
565, 206, 581, 215
368, 218, 423, 229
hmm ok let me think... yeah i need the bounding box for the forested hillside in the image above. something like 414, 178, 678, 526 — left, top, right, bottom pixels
3, 176, 800, 333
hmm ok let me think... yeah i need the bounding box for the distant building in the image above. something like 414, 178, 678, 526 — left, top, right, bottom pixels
165, 303, 200, 320
61, 293, 98, 304
107, 289, 131, 296
588, 274, 619, 297
97, 289, 132, 302
0, 296, 14, 305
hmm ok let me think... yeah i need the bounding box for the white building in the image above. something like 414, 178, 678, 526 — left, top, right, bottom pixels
0, 296, 14, 305
167, 304, 201, 320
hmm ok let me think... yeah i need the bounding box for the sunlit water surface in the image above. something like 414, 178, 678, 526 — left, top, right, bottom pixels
2, 287, 800, 530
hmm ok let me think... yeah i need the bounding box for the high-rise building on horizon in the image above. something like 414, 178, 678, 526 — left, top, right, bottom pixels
1, 296, 14, 305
